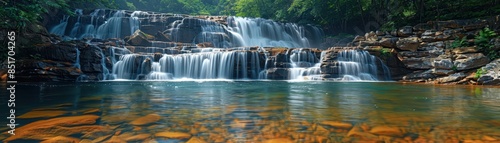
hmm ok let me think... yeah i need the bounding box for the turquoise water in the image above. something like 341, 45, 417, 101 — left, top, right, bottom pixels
1, 81, 500, 142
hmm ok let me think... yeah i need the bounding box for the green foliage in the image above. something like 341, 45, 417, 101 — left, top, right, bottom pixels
0, 0, 114, 30
380, 48, 391, 58
452, 65, 458, 72
475, 27, 498, 60
451, 36, 469, 49
475, 68, 486, 79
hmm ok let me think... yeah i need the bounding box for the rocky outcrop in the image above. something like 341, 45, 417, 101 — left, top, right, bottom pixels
348, 15, 500, 85
477, 59, 500, 85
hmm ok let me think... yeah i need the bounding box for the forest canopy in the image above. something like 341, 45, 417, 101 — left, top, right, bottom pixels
1, 0, 500, 35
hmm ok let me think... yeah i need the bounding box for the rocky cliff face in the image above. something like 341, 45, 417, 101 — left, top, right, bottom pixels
348, 15, 500, 85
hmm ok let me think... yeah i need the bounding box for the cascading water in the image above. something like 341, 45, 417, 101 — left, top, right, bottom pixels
288, 48, 322, 80
47, 9, 395, 82
50, 9, 141, 39
227, 17, 316, 48
112, 49, 264, 80
336, 50, 391, 81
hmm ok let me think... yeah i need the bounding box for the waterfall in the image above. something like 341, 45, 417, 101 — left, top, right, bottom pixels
51, 9, 141, 39
337, 50, 391, 81
74, 47, 81, 69
49, 15, 69, 36
227, 17, 316, 48
112, 49, 264, 80
288, 48, 322, 80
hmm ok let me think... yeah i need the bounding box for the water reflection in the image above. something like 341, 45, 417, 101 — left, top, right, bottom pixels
1, 82, 500, 142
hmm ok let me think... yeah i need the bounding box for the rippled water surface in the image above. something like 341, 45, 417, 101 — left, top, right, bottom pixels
1, 81, 500, 142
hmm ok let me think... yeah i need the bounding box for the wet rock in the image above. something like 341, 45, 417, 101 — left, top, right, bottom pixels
130, 114, 161, 126
156, 31, 172, 42
437, 73, 466, 83
155, 132, 191, 139
18, 110, 66, 119
320, 121, 352, 129
41, 136, 80, 143
266, 68, 289, 80
4, 115, 100, 142
396, 37, 421, 52
126, 30, 153, 46
451, 47, 478, 54
454, 53, 490, 71
369, 126, 403, 137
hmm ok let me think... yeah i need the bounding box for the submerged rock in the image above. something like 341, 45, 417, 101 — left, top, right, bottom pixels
369, 126, 403, 137
3, 115, 100, 142
130, 114, 161, 126
320, 121, 353, 129
18, 110, 66, 119
155, 132, 191, 139
264, 138, 293, 143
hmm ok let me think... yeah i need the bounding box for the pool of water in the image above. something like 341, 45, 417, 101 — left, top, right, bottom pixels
1, 81, 500, 142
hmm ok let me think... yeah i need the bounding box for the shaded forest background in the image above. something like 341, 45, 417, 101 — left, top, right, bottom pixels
1, 0, 500, 36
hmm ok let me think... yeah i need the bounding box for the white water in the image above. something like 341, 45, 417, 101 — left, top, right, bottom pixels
227, 17, 312, 48
337, 50, 391, 81
50, 9, 141, 39
112, 49, 263, 80
288, 48, 322, 80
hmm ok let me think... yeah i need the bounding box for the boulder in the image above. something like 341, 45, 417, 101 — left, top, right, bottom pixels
477, 59, 500, 85
365, 31, 378, 41
379, 37, 398, 48
266, 68, 289, 80
454, 53, 490, 71
401, 57, 433, 70
437, 72, 466, 83
126, 30, 153, 46
396, 37, 421, 51
156, 31, 172, 42
403, 70, 435, 81
432, 58, 454, 70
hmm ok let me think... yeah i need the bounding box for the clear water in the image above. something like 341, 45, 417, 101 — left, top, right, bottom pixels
1, 81, 500, 142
